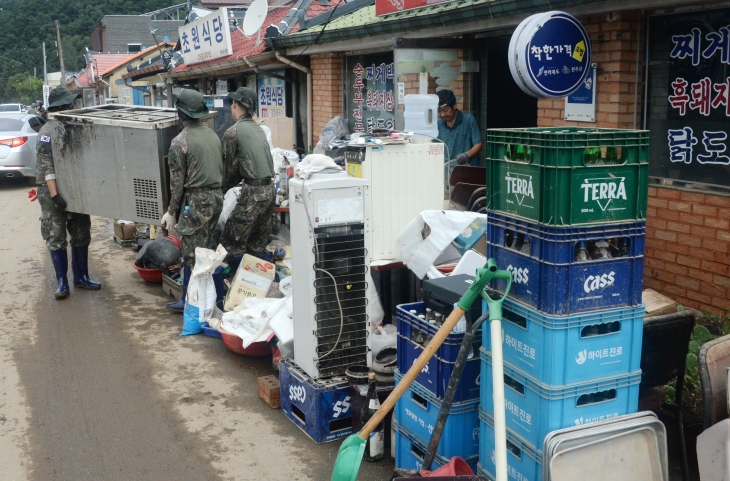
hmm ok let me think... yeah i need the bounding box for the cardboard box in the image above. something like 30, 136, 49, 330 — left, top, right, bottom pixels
114, 220, 139, 240
258, 388, 281, 409
224, 254, 276, 311
643, 289, 678, 318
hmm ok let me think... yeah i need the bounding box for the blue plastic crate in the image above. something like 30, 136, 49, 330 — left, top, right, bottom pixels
397, 302, 483, 363
395, 422, 479, 474
397, 302, 481, 402
479, 349, 640, 448
486, 212, 645, 315
479, 409, 543, 481
394, 370, 480, 459
279, 359, 353, 444
482, 299, 644, 385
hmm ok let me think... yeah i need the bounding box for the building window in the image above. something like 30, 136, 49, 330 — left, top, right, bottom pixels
128, 44, 142, 53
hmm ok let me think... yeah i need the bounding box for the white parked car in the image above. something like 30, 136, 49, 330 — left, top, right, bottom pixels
0, 103, 25, 113
0, 112, 46, 181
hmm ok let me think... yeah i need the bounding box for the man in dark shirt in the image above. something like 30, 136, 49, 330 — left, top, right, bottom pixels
436, 89, 483, 167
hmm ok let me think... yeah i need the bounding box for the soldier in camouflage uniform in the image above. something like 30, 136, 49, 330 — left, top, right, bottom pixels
36, 87, 101, 299
219, 87, 276, 270
160, 89, 224, 313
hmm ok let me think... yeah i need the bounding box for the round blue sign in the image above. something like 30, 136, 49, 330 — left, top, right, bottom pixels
523, 12, 591, 97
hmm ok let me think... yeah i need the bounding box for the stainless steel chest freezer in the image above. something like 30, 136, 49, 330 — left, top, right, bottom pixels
47, 105, 182, 224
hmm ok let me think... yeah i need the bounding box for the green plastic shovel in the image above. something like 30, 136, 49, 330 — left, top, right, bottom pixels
330, 259, 507, 481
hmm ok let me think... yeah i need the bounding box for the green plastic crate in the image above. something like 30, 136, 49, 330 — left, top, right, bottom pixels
486, 128, 649, 226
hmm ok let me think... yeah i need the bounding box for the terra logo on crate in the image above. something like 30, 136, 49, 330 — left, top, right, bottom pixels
505, 174, 534, 205
332, 397, 351, 418
583, 271, 616, 293
289, 385, 306, 403
506, 265, 529, 284
579, 177, 627, 212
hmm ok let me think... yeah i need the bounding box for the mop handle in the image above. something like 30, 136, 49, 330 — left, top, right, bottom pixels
359, 260, 500, 440
482, 269, 513, 481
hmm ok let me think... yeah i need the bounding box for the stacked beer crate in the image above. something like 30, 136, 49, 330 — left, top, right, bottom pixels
477, 127, 650, 480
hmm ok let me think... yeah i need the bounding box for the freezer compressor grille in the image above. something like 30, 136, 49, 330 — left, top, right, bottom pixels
135, 199, 160, 221
134, 178, 158, 199
313, 223, 369, 377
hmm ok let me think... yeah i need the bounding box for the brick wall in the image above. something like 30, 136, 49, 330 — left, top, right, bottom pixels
311, 53, 344, 147
644, 187, 730, 315
538, 12, 642, 128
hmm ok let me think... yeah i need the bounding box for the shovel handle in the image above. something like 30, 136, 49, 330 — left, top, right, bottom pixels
359, 305, 467, 440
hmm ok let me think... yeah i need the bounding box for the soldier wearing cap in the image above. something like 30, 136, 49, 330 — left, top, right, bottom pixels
160, 88, 224, 313
220, 87, 276, 269
36, 87, 100, 299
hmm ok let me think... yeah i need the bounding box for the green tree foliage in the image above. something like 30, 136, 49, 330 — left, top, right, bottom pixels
5, 72, 43, 104
0, 0, 180, 102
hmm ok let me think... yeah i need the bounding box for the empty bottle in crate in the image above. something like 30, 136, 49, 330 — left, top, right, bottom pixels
362, 372, 385, 462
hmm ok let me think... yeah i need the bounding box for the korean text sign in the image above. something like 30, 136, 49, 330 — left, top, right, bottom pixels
648, 11, 730, 186
346, 53, 395, 134
178, 8, 233, 66
258, 74, 286, 118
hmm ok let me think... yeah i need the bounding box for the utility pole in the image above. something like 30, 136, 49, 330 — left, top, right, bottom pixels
55, 20, 65, 85
42, 42, 48, 85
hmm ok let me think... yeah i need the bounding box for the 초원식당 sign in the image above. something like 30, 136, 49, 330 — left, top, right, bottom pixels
257, 74, 286, 118
509, 11, 592, 98
179, 8, 232, 66
647, 10, 730, 187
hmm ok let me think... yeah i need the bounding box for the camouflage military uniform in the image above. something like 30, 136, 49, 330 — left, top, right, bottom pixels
36, 122, 92, 252
167, 120, 224, 266
220, 116, 276, 261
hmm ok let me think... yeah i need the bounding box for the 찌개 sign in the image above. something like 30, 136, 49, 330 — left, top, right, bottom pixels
179, 8, 233, 66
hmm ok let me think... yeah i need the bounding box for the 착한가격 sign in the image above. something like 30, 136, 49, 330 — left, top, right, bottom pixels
509, 11, 592, 99
179, 8, 233, 66
647, 11, 730, 187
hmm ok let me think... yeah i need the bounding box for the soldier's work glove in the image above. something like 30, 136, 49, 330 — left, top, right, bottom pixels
52, 194, 67, 210
160, 211, 176, 230
455, 153, 469, 165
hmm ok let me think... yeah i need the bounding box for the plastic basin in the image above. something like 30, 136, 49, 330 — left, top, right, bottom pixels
133, 261, 163, 283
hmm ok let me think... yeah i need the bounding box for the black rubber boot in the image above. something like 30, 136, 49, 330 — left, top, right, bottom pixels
50, 250, 70, 299
166, 263, 190, 313
71, 246, 101, 289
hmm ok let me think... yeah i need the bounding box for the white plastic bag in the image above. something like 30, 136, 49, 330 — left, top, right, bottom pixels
294, 154, 340, 179
260, 124, 274, 150
395, 210, 487, 279
182, 245, 227, 335
217, 186, 242, 231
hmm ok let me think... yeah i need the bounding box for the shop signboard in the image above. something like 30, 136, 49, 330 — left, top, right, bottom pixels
345, 53, 395, 134
257, 74, 286, 118
178, 8, 232, 66
565, 65, 597, 122
375, 0, 454, 17
647, 10, 730, 187
509, 11, 592, 99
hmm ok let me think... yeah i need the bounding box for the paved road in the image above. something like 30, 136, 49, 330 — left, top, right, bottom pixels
0, 177, 394, 481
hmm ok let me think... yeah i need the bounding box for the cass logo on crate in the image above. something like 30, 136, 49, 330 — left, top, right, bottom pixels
505, 173, 534, 206
289, 384, 306, 403
574, 413, 619, 426
506, 265, 529, 284
575, 346, 624, 365
583, 271, 616, 294
412, 358, 429, 373
332, 396, 350, 418
579, 177, 627, 212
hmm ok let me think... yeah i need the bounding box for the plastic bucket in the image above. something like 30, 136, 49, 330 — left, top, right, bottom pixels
423, 456, 475, 477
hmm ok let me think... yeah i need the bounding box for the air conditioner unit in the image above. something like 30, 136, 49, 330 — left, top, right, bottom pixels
345, 141, 445, 261
289, 170, 371, 379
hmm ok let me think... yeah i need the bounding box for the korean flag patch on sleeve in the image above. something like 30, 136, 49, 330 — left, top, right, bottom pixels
40, 135, 51, 142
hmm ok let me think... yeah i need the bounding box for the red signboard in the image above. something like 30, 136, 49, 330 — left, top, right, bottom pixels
375, 0, 453, 16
